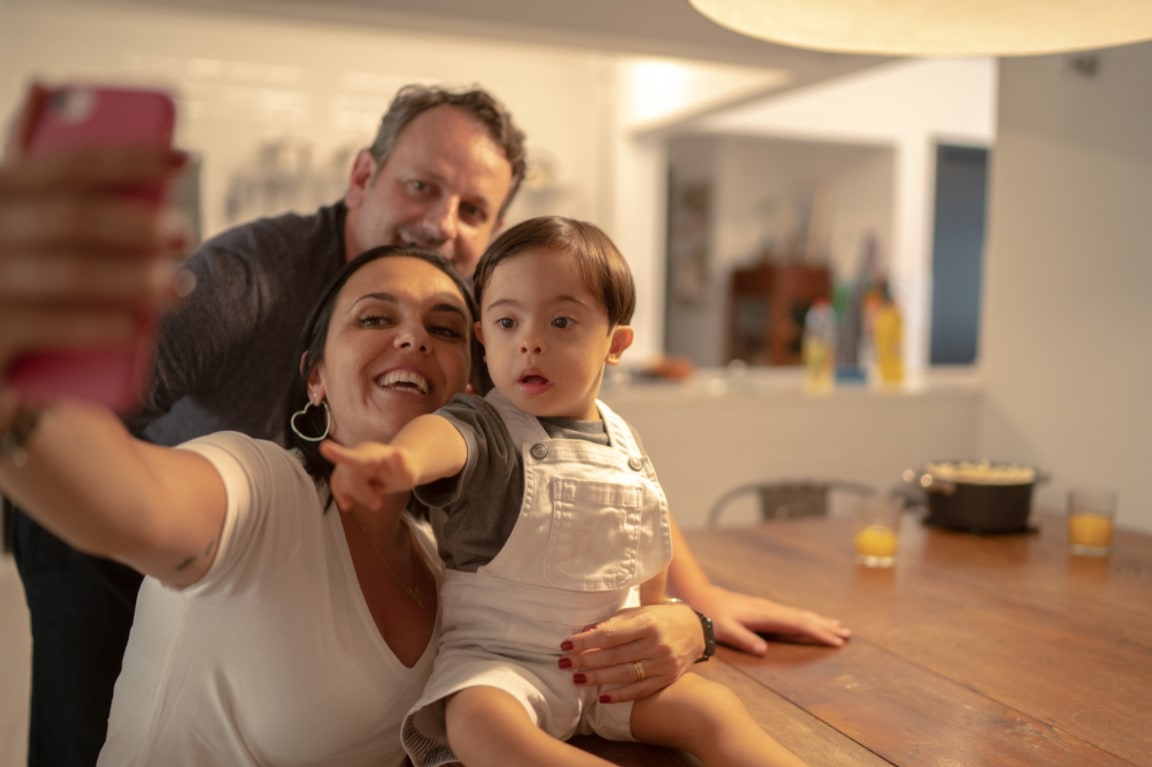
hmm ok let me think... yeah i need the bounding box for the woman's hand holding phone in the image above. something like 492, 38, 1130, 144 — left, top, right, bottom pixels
0, 83, 189, 412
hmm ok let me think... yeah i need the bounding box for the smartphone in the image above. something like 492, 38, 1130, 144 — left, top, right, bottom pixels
5, 84, 176, 412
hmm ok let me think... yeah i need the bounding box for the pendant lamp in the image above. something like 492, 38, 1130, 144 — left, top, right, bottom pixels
688, 0, 1152, 57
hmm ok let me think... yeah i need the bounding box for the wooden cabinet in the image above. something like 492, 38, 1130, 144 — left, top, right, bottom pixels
727, 262, 832, 366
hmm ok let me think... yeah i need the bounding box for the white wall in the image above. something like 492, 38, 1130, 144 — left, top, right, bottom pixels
713, 138, 895, 280
979, 43, 1152, 532
1, 0, 609, 241
3, 0, 756, 365
605, 379, 983, 528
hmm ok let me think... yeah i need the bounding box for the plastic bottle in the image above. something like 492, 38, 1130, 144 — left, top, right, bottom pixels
858, 284, 882, 383
802, 299, 837, 394
873, 296, 904, 387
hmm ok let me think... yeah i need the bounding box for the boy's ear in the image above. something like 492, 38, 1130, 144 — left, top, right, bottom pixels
605, 326, 634, 366
474, 320, 485, 346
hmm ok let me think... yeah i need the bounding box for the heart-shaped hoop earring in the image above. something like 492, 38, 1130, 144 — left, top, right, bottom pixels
290, 400, 331, 442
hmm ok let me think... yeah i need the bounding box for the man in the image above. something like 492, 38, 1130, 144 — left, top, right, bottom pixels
2, 82, 849, 767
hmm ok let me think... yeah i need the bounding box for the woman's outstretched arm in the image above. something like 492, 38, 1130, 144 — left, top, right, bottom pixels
0, 395, 226, 587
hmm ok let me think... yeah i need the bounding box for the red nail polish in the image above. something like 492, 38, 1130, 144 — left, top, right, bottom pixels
573, 673, 586, 684
599, 694, 611, 704
560, 640, 573, 651
558, 657, 572, 669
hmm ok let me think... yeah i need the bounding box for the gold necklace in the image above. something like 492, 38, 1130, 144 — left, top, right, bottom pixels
352, 518, 426, 607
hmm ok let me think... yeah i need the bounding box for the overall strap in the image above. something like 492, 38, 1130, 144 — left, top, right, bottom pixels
483, 389, 550, 445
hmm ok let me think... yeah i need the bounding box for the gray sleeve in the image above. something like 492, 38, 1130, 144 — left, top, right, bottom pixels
416, 395, 525, 572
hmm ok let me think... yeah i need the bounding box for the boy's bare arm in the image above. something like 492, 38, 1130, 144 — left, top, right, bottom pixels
390, 413, 468, 484
0, 397, 227, 587
320, 413, 467, 511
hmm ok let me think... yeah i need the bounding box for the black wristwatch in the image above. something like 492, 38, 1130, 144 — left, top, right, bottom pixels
666, 598, 715, 663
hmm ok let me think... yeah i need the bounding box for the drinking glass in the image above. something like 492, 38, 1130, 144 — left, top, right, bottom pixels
1067, 487, 1117, 557
854, 495, 903, 567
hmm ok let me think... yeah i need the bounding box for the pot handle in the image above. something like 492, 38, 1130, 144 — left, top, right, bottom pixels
902, 468, 956, 495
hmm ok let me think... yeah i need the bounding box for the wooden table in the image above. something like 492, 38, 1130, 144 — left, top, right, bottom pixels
576, 511, 1152, 765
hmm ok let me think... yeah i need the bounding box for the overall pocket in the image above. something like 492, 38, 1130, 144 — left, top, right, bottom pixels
544, 477, 644, 590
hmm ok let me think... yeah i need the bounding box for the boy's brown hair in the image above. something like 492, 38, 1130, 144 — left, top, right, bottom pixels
472, 215, 636, 328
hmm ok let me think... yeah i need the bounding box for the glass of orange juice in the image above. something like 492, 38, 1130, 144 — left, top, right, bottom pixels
853, 495, 903, 568
1067, 487, 1117, 557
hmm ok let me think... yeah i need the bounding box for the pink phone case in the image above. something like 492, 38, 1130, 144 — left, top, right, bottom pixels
5, 85, 175, 412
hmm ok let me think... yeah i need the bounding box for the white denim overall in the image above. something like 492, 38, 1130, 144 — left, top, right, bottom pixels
401, 390, 672, 767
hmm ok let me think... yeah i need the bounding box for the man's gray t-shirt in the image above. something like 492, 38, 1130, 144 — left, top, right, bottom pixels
128, 203, 347, 445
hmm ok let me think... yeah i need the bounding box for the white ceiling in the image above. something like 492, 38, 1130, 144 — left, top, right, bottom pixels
127, 0, 891, 98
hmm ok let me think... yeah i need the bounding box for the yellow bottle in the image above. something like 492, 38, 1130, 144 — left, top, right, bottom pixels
873, 299, 904, 387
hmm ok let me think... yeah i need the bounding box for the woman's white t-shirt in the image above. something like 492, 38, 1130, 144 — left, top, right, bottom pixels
98, 431, 440, 767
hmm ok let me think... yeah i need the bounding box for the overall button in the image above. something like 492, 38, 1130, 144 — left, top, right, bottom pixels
530, 443, 549, 460
628, 456, 644, 471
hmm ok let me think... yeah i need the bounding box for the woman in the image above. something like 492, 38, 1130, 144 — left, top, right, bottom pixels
0, 246, 462, 764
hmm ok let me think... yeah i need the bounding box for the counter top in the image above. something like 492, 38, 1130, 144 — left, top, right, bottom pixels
600, 367, 984, 529
600, 365, 981, 404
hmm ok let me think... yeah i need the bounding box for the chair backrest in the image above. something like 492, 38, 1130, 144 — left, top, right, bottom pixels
707, 479, 876, 526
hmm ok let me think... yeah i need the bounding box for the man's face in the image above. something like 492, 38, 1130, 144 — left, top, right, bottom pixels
343, 105, 514, 278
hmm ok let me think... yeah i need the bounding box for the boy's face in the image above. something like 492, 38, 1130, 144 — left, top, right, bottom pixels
476, 248, 632, 420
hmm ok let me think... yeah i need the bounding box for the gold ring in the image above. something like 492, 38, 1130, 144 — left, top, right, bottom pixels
632, 660, 646, 682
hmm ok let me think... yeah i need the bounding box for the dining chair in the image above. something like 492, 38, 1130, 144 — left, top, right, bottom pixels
707, 478, 877, 526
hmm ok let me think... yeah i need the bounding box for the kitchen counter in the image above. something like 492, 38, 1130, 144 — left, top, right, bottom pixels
601, 367, 983, 528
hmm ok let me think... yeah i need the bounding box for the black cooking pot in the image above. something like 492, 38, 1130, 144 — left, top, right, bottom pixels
902, 461, 1051, 535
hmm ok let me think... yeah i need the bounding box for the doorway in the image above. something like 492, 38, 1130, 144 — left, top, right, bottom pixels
930, 143, 989, 365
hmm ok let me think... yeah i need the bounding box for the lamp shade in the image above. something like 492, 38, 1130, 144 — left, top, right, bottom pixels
689, 0, 1152, 57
